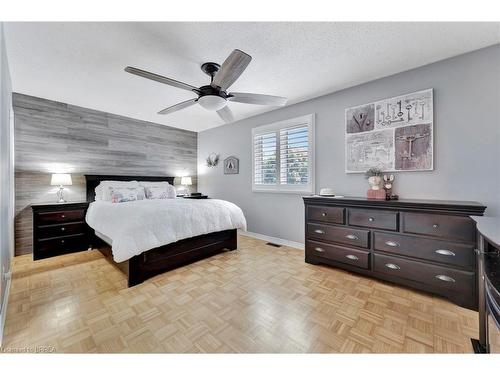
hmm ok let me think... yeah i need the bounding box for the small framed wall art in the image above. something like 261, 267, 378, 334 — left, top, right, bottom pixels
224, 156, 239, 174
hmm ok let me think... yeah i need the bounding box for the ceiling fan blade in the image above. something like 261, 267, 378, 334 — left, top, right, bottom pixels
228, 92, 287, 106
216, 106, 234, 123
211, 49, 252, 91
158, 98, 198, 115
125, 66, 199, 93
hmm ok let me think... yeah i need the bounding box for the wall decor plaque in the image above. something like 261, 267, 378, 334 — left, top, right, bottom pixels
345, 89, 433, 173
224, 156, 239, 174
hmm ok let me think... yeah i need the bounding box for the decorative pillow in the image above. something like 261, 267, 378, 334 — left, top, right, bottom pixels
95, 180, 139, 201
110, 187, 146, 203
145, 185, 176, 200
139, 181, 171, 189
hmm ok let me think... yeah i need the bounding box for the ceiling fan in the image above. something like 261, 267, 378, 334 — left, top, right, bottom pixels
124, 49, 287, 123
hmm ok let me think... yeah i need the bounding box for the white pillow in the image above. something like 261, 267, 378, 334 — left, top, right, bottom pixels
110, 187, 146, 203
145, 185, 176, 200
139, 181, 171, 188
95, 180, 139, 201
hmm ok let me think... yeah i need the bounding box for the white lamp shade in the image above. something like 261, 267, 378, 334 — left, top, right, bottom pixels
197, 95, 227, 111
51, 173, 72, 186
180, 176, 192, 186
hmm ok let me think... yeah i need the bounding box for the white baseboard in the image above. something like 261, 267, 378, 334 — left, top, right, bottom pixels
0, 274, 12, 347
238, 230, 304, 250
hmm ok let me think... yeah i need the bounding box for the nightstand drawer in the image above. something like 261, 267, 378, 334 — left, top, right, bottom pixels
402, 212, 476, 242
37, 222, 87, 240
36, 209, 86, 224
36, 233, 87, 253
307, 223, 369, 248
306, 205, 345, 224
374, 232, 475, 269
348, 208, 398, 231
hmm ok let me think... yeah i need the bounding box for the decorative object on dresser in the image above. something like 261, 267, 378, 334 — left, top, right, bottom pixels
31, 201, 90, 260
206, 153, 220, 167
383, 173, 398, 200
365, 167, 386, 200
319, 188, 336, 197
303, 196, 486, 310
224, 156, 239, 174
50, 173, 73, 203
345, 88, 433, 173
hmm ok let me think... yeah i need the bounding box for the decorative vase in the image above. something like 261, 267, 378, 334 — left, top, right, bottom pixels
367, 175, 385, 199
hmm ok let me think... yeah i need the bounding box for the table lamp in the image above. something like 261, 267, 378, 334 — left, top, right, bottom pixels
51, 173, 72, 203
180, 176, 192, 196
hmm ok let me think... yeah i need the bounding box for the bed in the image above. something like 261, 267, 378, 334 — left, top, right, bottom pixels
85, 174, 245, 287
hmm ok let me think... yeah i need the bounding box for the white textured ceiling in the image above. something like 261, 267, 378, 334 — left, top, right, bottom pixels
4, 22, 500, 132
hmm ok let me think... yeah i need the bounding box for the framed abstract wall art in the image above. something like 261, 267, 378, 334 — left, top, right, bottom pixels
345, 88, 433, 173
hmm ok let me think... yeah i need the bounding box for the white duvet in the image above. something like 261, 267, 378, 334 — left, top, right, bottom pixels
86, 198, 247, 262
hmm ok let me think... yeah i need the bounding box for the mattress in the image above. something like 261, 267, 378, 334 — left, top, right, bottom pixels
85, 198, 246, 262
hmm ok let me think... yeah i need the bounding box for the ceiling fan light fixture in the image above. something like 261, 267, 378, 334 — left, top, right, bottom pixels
198, 95, 227, 111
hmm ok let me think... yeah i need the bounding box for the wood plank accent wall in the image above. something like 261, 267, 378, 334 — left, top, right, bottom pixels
14, 93, 198, 255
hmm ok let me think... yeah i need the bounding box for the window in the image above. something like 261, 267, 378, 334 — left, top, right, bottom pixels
252, 114, 315, 193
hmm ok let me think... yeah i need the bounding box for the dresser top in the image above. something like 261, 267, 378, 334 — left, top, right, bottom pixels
303, 195, 486, 215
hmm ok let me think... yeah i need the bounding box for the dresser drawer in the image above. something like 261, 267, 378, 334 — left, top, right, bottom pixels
306, 205, 344, 224
306, 240, 370, 269
37, 222, 87, 240
374, 253, 475, 295
36, 233, 88, 253
348, 208, 398, 231
374, 232, 475, 269
402, 212, 475, 242
36, 209, 86, 225
307, 223, 369, 248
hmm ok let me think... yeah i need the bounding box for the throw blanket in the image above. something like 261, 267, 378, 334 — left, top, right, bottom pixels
86, 198, 247, 262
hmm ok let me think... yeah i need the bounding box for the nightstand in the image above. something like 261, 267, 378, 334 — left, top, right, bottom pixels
183, 195, 208, 199
31, 201, 91, 260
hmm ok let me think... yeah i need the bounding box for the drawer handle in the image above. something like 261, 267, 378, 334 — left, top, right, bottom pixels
432, 224, 439, 228
61, 227, 66, 231
385, 263, 400, 270
345, 234, 359, 240
321, 212, 327, 217
385, 240, 399, 247
435, 274, 456, 283
345, 254, 359, 261
61, 214, 66, 218
61, 239, 65, 244
314, 247, 325, 253
435, 249, 455, 257
314, 229, 325, 234
368, 217, 374, 222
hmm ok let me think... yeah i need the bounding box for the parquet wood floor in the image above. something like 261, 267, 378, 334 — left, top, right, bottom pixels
1, 235, 478, 353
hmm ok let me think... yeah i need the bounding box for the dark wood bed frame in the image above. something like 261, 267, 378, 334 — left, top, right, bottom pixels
85, 174, 237, 287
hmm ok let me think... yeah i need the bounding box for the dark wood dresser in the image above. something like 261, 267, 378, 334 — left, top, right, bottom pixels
303, 196, 486, 310
32, 202, 91, 260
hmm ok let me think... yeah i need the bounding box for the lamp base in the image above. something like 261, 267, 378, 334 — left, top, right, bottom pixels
56, 186, 66, 203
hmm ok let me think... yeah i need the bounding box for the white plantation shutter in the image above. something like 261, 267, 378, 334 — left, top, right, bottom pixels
280, 125, 309, 185
253, 131, 277, 185
252, 114, 314, 193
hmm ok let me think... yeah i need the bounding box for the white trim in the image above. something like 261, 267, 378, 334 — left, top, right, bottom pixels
238, 229, 304, 250
252, 114, 315, 194
0, 274, 11, 347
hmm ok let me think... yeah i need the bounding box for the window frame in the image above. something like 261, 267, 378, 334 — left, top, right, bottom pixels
252, 114, 315, 194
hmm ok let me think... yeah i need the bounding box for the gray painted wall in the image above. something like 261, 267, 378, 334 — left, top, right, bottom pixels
14, 93, 198, 255
0, 22, 14, 338
198, 44, 500, 245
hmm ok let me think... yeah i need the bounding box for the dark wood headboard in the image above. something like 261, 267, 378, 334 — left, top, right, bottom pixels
85, 175, 176, 202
